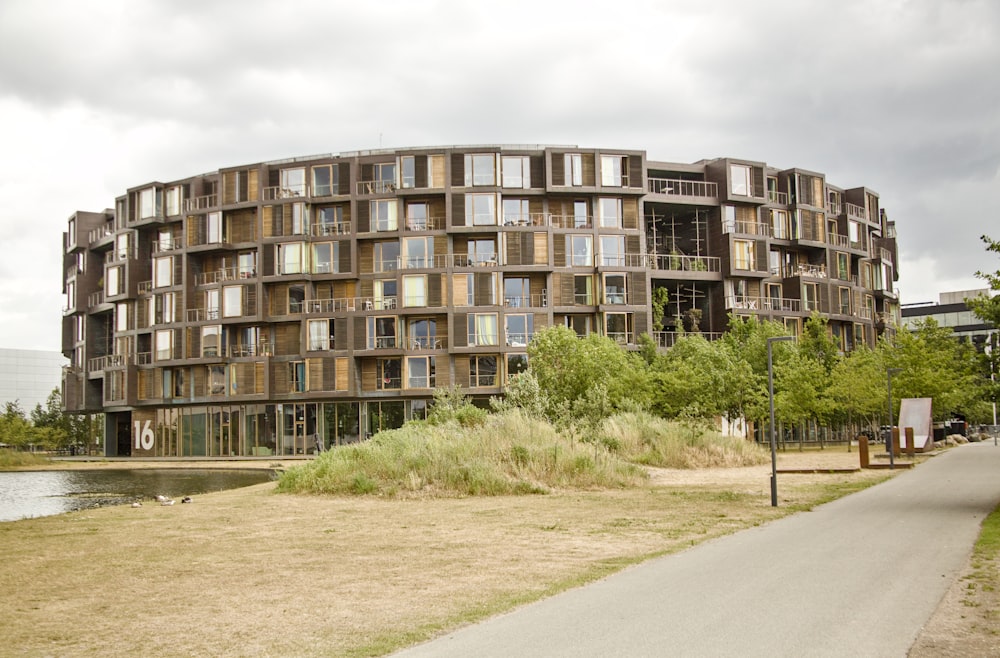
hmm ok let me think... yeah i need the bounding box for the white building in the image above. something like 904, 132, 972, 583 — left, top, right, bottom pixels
0, 349, 67, 412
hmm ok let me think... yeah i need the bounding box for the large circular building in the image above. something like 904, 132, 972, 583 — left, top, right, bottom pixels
61, 145, 899, 457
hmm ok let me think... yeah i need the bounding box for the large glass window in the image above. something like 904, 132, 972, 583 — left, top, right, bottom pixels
573, 200, 589, 228
281, 168, 306, 197
504, 277, 530, 307
403, 236, 433, 268
140, 187, 158, 219
154, 256, 173, 288
205, 289, 220, 320
501, 156, 530, 189
502, 198, 529, 225
468, 313, 498, 346
312, 242, 336, 274
600, 155, 624, 187
507, 354, 529, 380
406, 356, 435, 388
307, 319, 334, 351
771, 209, 788, 239
312, 165, 334, 197
803, 282, 819, 312
377, 358, 401, 390
372, 199, 398, 231
575, 275, 594, 305
316, 206, 343, 235
155, 329, 173, 361
734, 240, 755, 271
599, 235, 625, 267
166, 186, 181, 216
116, 303, 129, 332
402, 275, 427, 307
400, 156, 415, 189
407, 318, 437, 349
368, 316, 398, 349
406, 202, 428, 230
207, 212, 222, 244
836, 252, 849, 280
468, 238, 497, 266
465, 154, 496, 186
571, 235, 593, 266
374, 241, 399, 272
598, 198, 622, 228
564, 154, 583, 186
222, 286, 242, 318
374, 279, 397, 309
604, 312, 634, 345
470, 355, 497, 387
505, 314, 533, 347
277, 242, 305, 274
466, 194, 497, 226
107, 266, 122, 297
202, 325, 221, 357
730, 164, 751, 196
603, 274, 627, 304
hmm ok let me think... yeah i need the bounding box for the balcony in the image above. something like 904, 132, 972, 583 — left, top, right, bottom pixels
262, 184, 306, 200
650, 254, 721, 273
298, 296, 399, 314
503, 291, 549, 308
726, 296, 803, 313
356, 180, 396, 195
784, 264, 827, 278
228, 343, 273, 358
404, 215, 447, 231
88, 354, 127, 372
505, 331, 535, 348
310, 221, 352, 236
137, 280, 153, 295
407, 336, 445, 350
502, 212, 550, 227
550, 214, 592, 229
186, 308, 221, 322
845, 202, 868, 221
826, 200, 843, 216
88, 224, 114, 246
195, 267, 256, 286
652, 331, 724, 349
879, 248, 894, 265
182, 194, 218, 212
767, 190, 789, 205
152, 237, 183, 253
87, 290, 107, 310
723, 220, 771, 237
826, 233, 849, 249
647, 178, 718, 199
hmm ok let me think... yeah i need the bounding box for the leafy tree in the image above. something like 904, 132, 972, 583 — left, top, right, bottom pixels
968, 234, 1000, 326
0, 401, 33, 450
650, 287, 669, 332
775, 348, 830, 428
826, 345, 887, 434
798, 314, 842, 375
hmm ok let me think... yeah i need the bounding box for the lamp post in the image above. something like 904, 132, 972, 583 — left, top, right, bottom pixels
887, 367, 902, 469
768, 335, 795, 507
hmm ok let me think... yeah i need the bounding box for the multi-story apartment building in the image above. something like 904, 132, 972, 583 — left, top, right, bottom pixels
61, 145, 900, 457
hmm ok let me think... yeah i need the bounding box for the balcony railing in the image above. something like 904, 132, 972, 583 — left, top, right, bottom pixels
767, 190, 789, 205
723, 220, 772, 236
785, 264, 827, 278
186, 308, 221, 322
405, 215, 447, 231
606, 331, 636, 346
356, 180, 396, 195
182, 194, 218, 212
550, 214, 592, 229
845, 202, 868, 221
407, 336, 445, 350
228, 343, 273, 357
135, 352, 152, 366
880, 248, 894, 265
826, 233, 849, 249
503, 291, 548, 307
310, 221, 351, 236
726, 296, 802, 312
826, 200, 843, 216
87, 290, 105, 309
152, 237, 183, 253
262, 185, 306, 200
505, 331, 535, 347
88, 224, 114, 245
502, 212, 550, 227
299, 296, 399, 314
653, 331, 724, 349
647, 178, 718, 198
651, 254, 721, 273
137, 280, 153, 295
195, 267, 256, 286
88, 354, 127, 372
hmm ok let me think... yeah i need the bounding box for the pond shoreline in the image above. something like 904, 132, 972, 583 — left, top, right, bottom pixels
10, 456, 311, 472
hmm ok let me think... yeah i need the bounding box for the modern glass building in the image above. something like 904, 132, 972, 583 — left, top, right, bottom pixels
61, 145, 900, 457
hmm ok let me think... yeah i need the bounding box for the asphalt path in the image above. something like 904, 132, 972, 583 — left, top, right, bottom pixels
392, 442, 1000, 657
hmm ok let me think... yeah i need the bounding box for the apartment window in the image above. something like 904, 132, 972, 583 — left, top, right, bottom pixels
239, 250, 257, 276
160, 292, 176, 324
784, 317, 801, 336
314, 207, 344, 236
307, 319, 334, 351
570, 235, 593, 267
599, 235, 625, 267
566, 314, 592, 337
166, 186, 181, 216
504, 277, 530, 307
507, 354, 528, 380
771, 209, 788, 239
722, 205, 736, 232
374, 241, 400, 272
600, 155, 625, 187
603, 274, 627, 304
733, 240, 755, 271
290, 361, 306, 393
575, 274, 594, 305
139, 187, 158, 219
470, 355, 497, 387
849, 220, 862, 247
573, 200, 589, 228
505, 314, 533, 347
116, 233, 130, 260
372, 199, 398, 232
289, 203, 307, 235
368, 316, 397, 349
222, 285, 242, 318
66, 218, 76, 249
202, 325, 221, 357
854, 323, 866, 348
374, 278, 397, 309
730, 164, 751, 196
598, 198, 622, 228
377, 358, 401, 390
312, 165, 334, 197
564, 154, 583, 186
209, 365, 226, 396
312, 242, 336, 274
501, 155, 530, 189
155, 329, 173, 361
403, 236, 433, 268
277, 242, 305, 274
468, 239, 497, 266
154, 256, 173, 288
466, 193, 497, 226
406, 203, 428, 230
281, 168, 306, 197
207, 212, 222, 244
604, 312, 634, 345
205, 289, 220, 320
839, 287, 851, 315
464, 154, 496, 186
402, 275, 427, 307
803, 282, 819, 312
836, 252, 849, 280
408, 318, 437, 349
400, 156, 415, 189
107, 266, 122, 297
468, 313, 498, 346
406, 356, 435, 388
502, 198, 529, 225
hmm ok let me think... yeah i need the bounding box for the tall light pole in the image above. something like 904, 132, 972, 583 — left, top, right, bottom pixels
887, 367, 902, 469
768, 335, 795, 507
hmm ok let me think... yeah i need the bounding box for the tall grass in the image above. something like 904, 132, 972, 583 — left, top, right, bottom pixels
277, 410, 646, 497
0, 449, 50, 469
596, 412, 769, 468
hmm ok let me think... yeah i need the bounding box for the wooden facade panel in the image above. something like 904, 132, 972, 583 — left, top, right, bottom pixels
452, 274, 468, 307
533, 233, 548, 265
450, 153, 464, 187
454, 356, 470, 389
453, 313, 468, 347
360, 359, 376, 391
335, 357, 349, 391
274, 323, 301, 355
554, 235, 566, 266
623, 198, 639, 229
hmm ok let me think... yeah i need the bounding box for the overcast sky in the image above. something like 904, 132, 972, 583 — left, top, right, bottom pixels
1, 0, 997, 352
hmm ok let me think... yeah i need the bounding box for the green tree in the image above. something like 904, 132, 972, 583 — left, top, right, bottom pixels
968, 234, 1000, 326
826, 345, 886, 434
0, 401, 33, 450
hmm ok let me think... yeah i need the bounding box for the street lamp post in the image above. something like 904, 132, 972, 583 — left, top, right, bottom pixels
768, 335, 795, 507
887, 367, 902, 469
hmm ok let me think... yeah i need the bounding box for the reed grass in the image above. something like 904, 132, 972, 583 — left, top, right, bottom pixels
0, 448, 50, 469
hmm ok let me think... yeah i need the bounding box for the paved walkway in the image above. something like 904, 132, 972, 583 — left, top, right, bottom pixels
393, 442, 1000, 657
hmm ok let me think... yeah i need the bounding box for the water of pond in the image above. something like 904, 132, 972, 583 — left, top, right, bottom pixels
0, 469, 275, 522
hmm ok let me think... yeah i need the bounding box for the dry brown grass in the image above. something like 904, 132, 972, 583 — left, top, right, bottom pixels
0, 448, 894, 657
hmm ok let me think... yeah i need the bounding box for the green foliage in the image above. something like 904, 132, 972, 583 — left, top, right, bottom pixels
775, 350, 830, 425
490, 371, 546, 418
0, 448, 50, 468
427, 386, 487, 427
826, 346, 886, 429
651, 287, 669, 332
798, 314, 841, 374
969, 235, 1000, 327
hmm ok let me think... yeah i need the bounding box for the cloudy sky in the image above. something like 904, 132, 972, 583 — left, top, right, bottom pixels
1, 0, 997, 352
